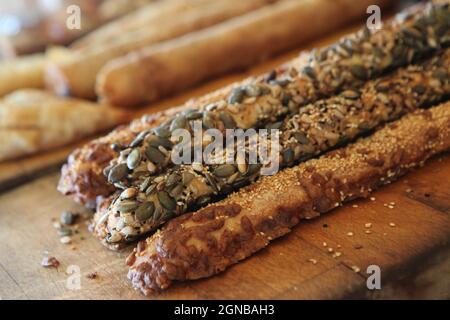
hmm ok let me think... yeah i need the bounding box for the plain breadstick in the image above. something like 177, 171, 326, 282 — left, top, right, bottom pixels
127, 102, 450, 294
0, 90, 127, 161
45, 0, 276, 99
97, 0, 392, 107
72, 0, 224, 50
0, 54, 45, 97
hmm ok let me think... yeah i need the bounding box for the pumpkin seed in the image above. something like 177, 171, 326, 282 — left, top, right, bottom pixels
282, 148, 294, 163
186, 111, 203, 120
213, 164, 236, 178
107, 231, 122, 243
165, 173, 181, 187
148, 135, 173, 149
350, 65, 367, 80
145, 146, 165, 164
182, 172, 195, 185
154, 126, 171, 138
205, 172, 219, 193
129, 131, 148, 148
103, 164, 114, 177
121, 226, 137, 238
412, 84, 426, 94
302, 66, 316, 79
169, 183, 184, 197
281, 92, 292, 106
293, 132, 310, 144
120, 188, 137, 199
157, 191, 176, 211
266, 121, 283, 130
202, 111, 215, 129
110, 143, 122, 152
170, 115, 187, 131
432, 69, 448, 80
115, 200, 139, 213
108, 163, 128, 183
135, 202, 155, 222
60, 211, 77, 225
219, 111, 236, 129
246, 163, 261, 176
342, 90, 360, 100
228, 87, 245, 104
145, 184, 157, 195
127, 149, 141, 170
139, 177, 151, 192
244, 85, 261, 97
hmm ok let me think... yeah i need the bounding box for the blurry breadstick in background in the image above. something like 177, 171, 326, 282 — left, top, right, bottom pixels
0, 54, 45, 97
44, 0, 277, 99
72, 0, 225, 50
97, 0, 392, 107
0, 89, 128, 161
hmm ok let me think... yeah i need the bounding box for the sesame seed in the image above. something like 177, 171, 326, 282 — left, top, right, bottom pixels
322, 242, 327, 247
389, 222, 396, 227
308, 258, 317, 265
334, 252, 342, 257
370, 197, 376, 201
365, 223, 372, 228
328, 247, 334, 253
347, 232, 354, 236
365, 230, 372, 234
352, 204, 359, 208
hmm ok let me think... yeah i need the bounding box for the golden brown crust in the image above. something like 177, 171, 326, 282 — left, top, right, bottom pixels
0, 89, 127, 161
127, 102, 450, 294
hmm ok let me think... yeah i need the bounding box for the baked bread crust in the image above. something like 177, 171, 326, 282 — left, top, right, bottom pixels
58, 1, 450, 208
127, 102, 450, 294
91, 49, 450, 250
0, 89, 126, 161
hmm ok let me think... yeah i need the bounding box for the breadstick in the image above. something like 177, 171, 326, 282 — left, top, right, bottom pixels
45, 0, 276, 98
92, 49, 450, 249
126, 101, 450, 294
96, 0, 392, 106
72, 0, 228, 50
0, 90, 127, 161
0, 54, 45, 97
58, 1, 450, 207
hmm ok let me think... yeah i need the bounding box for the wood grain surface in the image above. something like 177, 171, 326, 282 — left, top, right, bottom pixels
0, 154, 448, 300
0, 15, 449, 300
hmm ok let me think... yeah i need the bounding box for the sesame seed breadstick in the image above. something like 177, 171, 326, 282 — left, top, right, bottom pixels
92, 49, 450, 250
58, 1, 450, 207
127, 101, 450, 294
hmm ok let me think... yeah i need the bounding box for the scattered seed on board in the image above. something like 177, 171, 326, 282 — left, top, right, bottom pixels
41, 256, 60, 268
351, 266, 361, 273
60, 236, 72, 245
60, 211, 78, 225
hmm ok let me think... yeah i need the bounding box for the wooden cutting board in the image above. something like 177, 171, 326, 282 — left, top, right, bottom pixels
0, 154, 448, 299
0, 16, 449, 299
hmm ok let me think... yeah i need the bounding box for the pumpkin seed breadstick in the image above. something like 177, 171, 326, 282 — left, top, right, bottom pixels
127, 101, 450, 294
92, 50, 450, 249
58, 1, 450, 208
